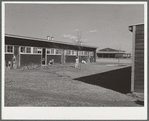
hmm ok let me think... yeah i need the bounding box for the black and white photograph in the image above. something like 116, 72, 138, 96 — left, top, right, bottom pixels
2, 1, 147, 120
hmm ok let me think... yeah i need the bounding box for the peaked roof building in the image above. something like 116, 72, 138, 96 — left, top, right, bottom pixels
97, 48, 125, 53
97, 47, 130, 58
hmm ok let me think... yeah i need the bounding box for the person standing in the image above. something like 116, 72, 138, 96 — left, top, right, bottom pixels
12, 55, 16, 69
75, 57, 79, 68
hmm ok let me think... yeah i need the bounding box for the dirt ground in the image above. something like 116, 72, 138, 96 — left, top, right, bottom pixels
4, 63, 143, 107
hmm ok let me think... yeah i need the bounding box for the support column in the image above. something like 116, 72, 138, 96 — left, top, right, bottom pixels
13, 45, 20, 68
61, 49, 64, 64
94, 50, 96, 62
131, 26, 136, 92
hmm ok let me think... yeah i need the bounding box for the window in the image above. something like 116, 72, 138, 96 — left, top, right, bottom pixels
56, 49, 61, 54
47, 48, 51, 54
66, 50, 72, 55
72, 50, 74, 55
84, 51, 88, 56
33, 47, 42, 54
20, 46, 41, 54
7, 46, 13, 53
74, 51, 77, 55
47, 48, 58, 55
51, 48, 55, 54
20, 47, 25, 53
5, 45, 14, 54
37, 48, 42, 54
79, 51, 83, 55
33, 47, 38, 53
89, 51, 94, 56
71, 50, 77, 55
68, 50, 71, 55
26, 47, 31, 53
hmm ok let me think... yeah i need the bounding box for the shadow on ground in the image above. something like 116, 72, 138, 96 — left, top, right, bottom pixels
134, 100, 144, 106
74, 66, 131, 94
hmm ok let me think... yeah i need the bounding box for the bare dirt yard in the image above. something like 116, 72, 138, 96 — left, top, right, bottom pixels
4, 63, 143, 107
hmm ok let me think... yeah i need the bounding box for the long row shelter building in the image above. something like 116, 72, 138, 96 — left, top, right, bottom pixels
5, 34, 97, 67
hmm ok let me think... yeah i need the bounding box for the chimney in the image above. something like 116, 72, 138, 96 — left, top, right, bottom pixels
51, 37, 54, 41
47, 36, 50, 40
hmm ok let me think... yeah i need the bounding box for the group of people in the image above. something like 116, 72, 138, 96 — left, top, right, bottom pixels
6, 55, 17, 69
6, 56, 92, 69
75, 57, 87, 68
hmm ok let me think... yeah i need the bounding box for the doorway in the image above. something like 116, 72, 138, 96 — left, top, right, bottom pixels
42, 48, 46, 65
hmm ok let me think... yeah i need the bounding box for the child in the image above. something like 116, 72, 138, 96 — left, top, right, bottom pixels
75, 57, 79, 68
82, 60, 86, 64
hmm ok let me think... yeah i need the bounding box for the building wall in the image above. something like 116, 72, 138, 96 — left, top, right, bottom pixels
65, 56, 76, 63
97, 53, 125, 58
20, 54, 41, 66
134, 25, 144, 92
5, 36, 97, 67
115, 53, 124, 58
79, 56, 88, 63
47, 55, 61, 64
5, 54, 13, 63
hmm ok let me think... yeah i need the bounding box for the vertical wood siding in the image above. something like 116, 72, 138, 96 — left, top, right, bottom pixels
20, 54, 41, 66
65, 56, 76, 63
5, 54, 13, 62
134, 25, 144, 92
47, 55, 61, 64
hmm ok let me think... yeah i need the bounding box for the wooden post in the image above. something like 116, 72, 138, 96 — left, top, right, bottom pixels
131, 25, 136, 92
13, 45, 20, 68
94, 50, 96, 62
61, 49, 64, 64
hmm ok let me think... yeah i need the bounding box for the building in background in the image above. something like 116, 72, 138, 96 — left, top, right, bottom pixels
129, 24, 144, 93
96, 48, 131, 59
5, 34, 97, 67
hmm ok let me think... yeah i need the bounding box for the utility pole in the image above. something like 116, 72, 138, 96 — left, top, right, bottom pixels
118, 48, 121, 66
76, 29, 83, 70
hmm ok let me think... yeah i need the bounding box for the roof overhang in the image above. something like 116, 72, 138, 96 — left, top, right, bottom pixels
129, 24, 144, 32
5, 34, 98, 51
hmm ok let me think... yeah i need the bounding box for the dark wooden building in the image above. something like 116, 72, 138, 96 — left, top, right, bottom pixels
129, 24, 144, 93
5, 34, 97, 67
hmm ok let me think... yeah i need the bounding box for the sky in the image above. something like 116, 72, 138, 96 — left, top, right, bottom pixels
5, 3, 144, 53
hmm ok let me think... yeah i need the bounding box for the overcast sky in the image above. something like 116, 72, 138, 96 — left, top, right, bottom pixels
5, 3, 144, 53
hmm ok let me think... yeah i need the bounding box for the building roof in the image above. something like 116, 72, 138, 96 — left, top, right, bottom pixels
5, 34, 98, 49
129, 24, 144, 32
97, 48, 125, 54
5, 34, 97, 51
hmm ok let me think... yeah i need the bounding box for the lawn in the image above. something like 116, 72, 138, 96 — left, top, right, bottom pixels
4, 63, 142, 106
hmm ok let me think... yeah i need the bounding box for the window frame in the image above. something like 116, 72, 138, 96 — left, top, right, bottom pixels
83, 51, 88, 56
79, 51, 84, 56
65, 50, 77, 56
32, 47, 42, 55
47, 48, 61, 55
5, 45, 14, 54
89, 51, 94, 56
26, 47, 31, 54
20, 46, 42, 54
55, 49, 61, 55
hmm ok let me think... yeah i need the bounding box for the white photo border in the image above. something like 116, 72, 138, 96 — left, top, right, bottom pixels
1, 1, 148, 120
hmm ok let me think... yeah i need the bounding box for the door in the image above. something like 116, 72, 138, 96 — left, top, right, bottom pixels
13, 45, 20, 68
42, 48, 46, 65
